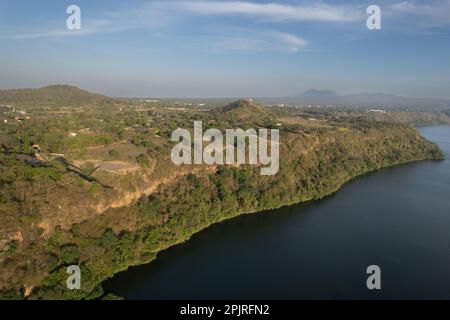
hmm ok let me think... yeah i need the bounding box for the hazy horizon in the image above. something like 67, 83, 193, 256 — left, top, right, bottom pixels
3, 83, 450, 102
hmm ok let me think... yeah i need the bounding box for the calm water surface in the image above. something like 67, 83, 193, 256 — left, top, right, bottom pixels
104, 125, 450, 299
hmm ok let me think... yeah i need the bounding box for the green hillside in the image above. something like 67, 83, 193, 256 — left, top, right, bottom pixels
0, 89, 445, 299
0, 85, 111, 107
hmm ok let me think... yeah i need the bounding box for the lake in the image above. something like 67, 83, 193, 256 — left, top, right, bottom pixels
104, 125, 450, 299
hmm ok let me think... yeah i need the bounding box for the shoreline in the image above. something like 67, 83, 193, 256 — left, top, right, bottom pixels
3, 124, 443, 300
100, 154, 444, 299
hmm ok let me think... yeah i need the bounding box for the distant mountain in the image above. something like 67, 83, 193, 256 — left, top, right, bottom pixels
298, 89, 339, 98
0, 85, 111, 107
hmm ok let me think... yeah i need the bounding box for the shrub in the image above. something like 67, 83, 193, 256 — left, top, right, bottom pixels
109, 149, 119, 158
136, 154, 150, 168
59, 244, 80, 265
100, 229, 119, 249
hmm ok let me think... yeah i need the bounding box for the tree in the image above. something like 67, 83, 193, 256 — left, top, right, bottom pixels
136, 154, 150, 168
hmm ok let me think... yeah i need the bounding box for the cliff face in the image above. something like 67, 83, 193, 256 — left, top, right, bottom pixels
0, 121, 444, 299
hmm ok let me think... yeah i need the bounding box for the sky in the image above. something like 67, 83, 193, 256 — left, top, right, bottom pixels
0, 0, 450, 98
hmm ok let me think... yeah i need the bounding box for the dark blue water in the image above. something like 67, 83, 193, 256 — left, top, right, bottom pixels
104, 125, 450, 299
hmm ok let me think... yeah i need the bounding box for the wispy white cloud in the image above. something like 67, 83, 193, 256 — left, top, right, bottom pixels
389, 0, 450, 29
1, 30, 85, 40
1, 1, 362, 41
212, 30, 307, 53
1, 1, 312, 54
173, 1, 363, 22
271, 31, 308, 52
0, 20, 130, 40
4, 0, 450, 41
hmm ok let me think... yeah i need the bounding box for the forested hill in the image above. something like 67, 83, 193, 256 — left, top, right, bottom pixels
0, 85, 112, 107
213, 99, 275, 126
0, 96, 444, 299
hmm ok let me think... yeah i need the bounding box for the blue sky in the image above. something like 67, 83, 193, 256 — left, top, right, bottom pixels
1, 0, 450, 98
